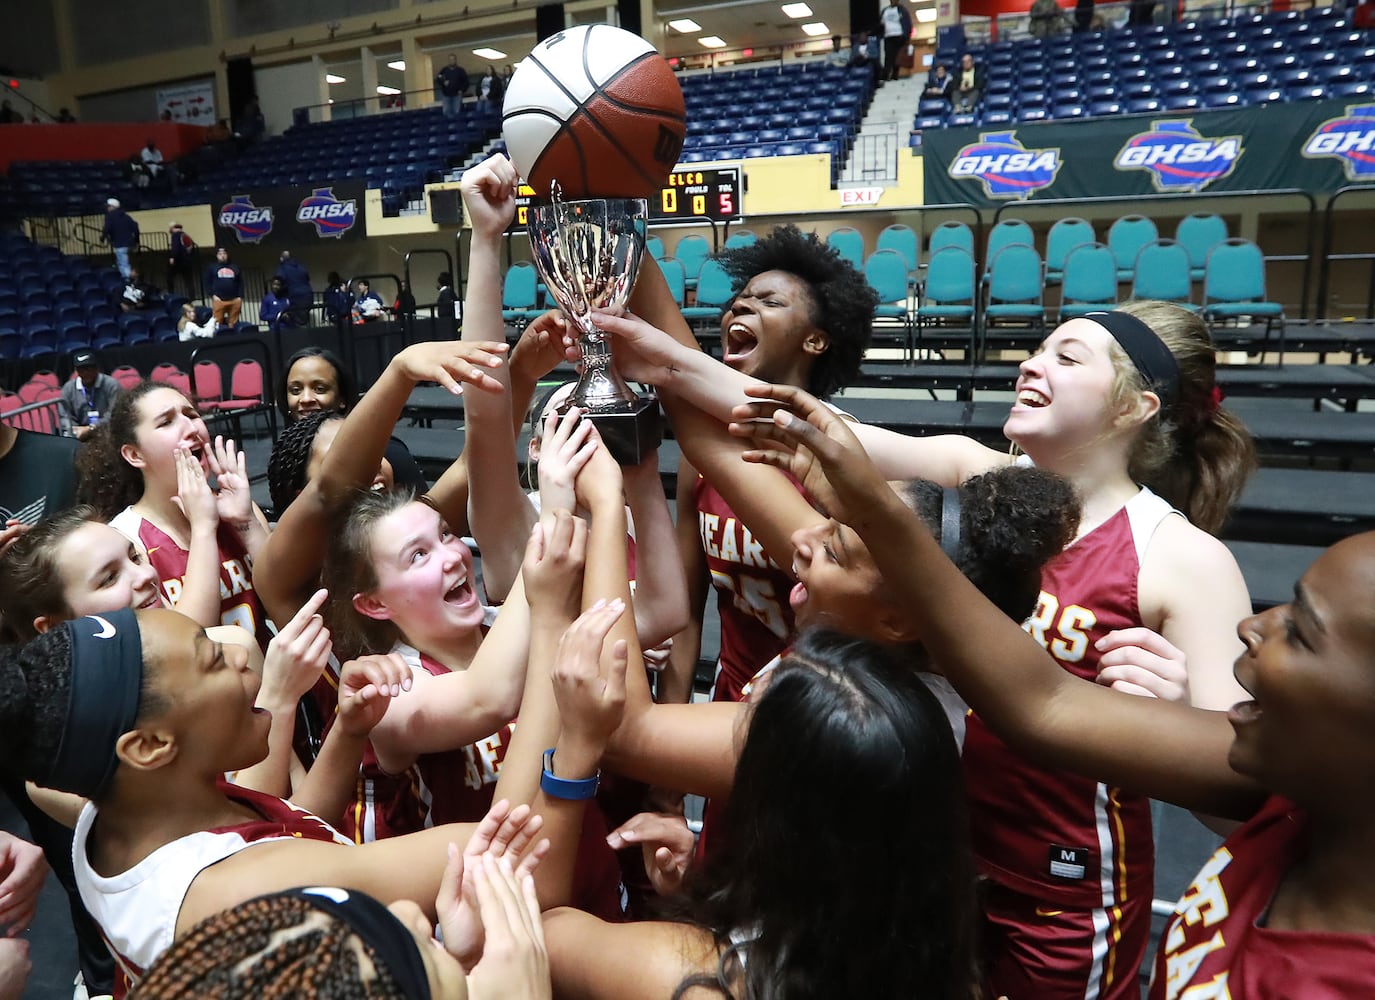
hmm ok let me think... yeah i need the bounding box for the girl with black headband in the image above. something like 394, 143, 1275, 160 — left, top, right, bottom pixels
0, 504, 623, 992
591, 299, 1256, 999
736, 392, 1375, 1000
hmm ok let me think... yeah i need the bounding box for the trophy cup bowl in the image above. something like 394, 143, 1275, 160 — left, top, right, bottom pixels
526, 196, 662, 466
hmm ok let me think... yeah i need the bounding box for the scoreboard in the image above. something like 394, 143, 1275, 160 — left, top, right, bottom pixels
510, 167, 742, 229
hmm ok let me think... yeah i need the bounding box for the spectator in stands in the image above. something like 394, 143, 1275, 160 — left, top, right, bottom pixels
1074, 0, 1095, 31
274, 250, 313, 317
878, 0, 914, 82
435, 271, 459, 336
954, 52, 984, 113
352, 278, 386, 323
501, 63, 515, 89
205, 246, 244, 330
102, 198, 138, 280
1030, 0, 1069, 36
323, 271, 353, 325
0, 421, 79, 529
923, 63, 954, 105
167, 221, 196, 297
236, 95, 265, 147
260, 277, 302, 332
158, 109, 173, 123
177, 302, 216, 341
0, 101, 21, 124
205, 118, 232, 145
118, 267, 159, 313
477, 65, 504, 113
56, 107, 76, 123
436, 54, 470, 119
1127, 0, 1156, 25
140, 138, 173, 190
58, 350, 121, 441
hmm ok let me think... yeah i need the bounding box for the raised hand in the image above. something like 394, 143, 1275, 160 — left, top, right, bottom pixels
0, 520, 30, 559
336, 652, 413, 738
206, 436, 254, 529
586, 310, 689, 386
460, 154, 520, 240
729, 383, 887, 528
536, 406, 597, 515
170, 445, 218, 531
511, 311, 577, 384
606, 811, 694, 897
571, 426, 624, 514
522, 510, 588, 623
463, 854, 552, 1000
1095, 627, 1190, 702
258, 587, 333, 710
0, 833, 47, 936
551, 599, 629, 753
393, 340, 510, 396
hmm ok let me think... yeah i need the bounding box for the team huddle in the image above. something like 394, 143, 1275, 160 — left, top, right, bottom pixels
1, 154, 1372, 999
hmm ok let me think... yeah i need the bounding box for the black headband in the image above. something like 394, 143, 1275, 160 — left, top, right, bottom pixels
940, 487, 961, 561
286, 888, 432, 998
1084, 310, 1180, 407
44, 610, 144, 799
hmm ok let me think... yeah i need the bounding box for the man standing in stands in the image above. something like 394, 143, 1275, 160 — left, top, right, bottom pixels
205, 246, 244, 330
275, 250, 314, 321
167, 222, 196, 297
102, 198, 138, 280
436, 54, 470, 119
878, 0, 913, 82
58, 350, 121, 441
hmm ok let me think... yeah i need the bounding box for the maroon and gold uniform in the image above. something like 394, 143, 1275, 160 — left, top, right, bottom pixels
110, 507, 269, 649
693, 475, 796, 704
1150, 796, 1375, 999
964, 487, 1177, 1000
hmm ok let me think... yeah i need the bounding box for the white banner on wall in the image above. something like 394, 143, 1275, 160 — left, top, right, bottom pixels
156, 82, 216, 123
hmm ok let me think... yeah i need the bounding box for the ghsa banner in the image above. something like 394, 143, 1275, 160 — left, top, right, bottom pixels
213, 182, 366, 246
922, 99, 1372, 208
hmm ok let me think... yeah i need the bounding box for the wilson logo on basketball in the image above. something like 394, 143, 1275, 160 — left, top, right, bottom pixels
1113, 120, 1243, 193
1301, 103, 1375, 181
654, 125, 684, 165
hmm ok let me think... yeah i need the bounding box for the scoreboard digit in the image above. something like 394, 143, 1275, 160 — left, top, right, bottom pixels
507, 168, 741, 232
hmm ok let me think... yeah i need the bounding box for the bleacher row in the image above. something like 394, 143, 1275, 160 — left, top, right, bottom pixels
678, 62, 874, 172
917, 5, 1375, 132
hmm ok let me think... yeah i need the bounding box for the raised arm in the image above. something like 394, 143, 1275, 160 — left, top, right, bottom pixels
736, 384, 1267, 821
658, 462, 710, 709
254, 340, 507, 624
620, 451, 689, 649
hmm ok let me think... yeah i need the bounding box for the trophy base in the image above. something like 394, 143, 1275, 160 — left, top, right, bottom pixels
564, 394, 662, 466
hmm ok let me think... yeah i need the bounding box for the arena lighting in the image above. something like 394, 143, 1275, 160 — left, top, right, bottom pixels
326, 73, 346, 83
781, 3, 813, 17
917, 8, 938, 21
387, 59, 406, 70
669, 18, 702, 32
698, 35, 727, 48
801, 21, 830, 36
473, 47, 507, 59
376, 85, 401, 95
742, 47, 754, 57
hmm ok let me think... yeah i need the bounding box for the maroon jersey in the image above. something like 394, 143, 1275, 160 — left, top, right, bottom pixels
963, 488, 1176, 910
1150, 796, 1375, 999
110, 507, 270, 648
692, 475, 796, 703
408, 648, 626, 921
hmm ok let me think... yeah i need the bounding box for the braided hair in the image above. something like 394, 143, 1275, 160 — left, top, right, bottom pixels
134, 893, 411, 999
267, 410, 343, 516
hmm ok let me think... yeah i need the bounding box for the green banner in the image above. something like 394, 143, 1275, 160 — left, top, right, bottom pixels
922, 99, 1375, 206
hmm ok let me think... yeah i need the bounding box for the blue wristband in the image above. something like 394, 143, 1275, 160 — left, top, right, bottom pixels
541, 748, 600, 801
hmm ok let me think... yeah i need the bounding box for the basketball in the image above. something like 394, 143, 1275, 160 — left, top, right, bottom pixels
502, 24, 686, 200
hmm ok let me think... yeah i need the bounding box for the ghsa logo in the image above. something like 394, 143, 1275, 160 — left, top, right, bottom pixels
1113, 120, 1242, 193
948, 132, 1060, 200
296, 188, 359, 239
1302, 104, 1375, 181
218, 195, 273, 244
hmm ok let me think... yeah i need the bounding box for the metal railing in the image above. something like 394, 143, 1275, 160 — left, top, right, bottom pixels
1, 396, 63, 435
1316, 186, 1375, 322
848, 126, 901, 183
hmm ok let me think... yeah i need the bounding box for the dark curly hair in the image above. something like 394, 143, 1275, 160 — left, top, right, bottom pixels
267, 410, 343, 517
719, 225, 877, 400
75, 380, 175, 519
135, 892, 410, 999
669, 628, 978, 1000
898, 464, 1080, 624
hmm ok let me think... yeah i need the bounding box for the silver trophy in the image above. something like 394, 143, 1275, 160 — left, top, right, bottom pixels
526, 192, 661, 465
